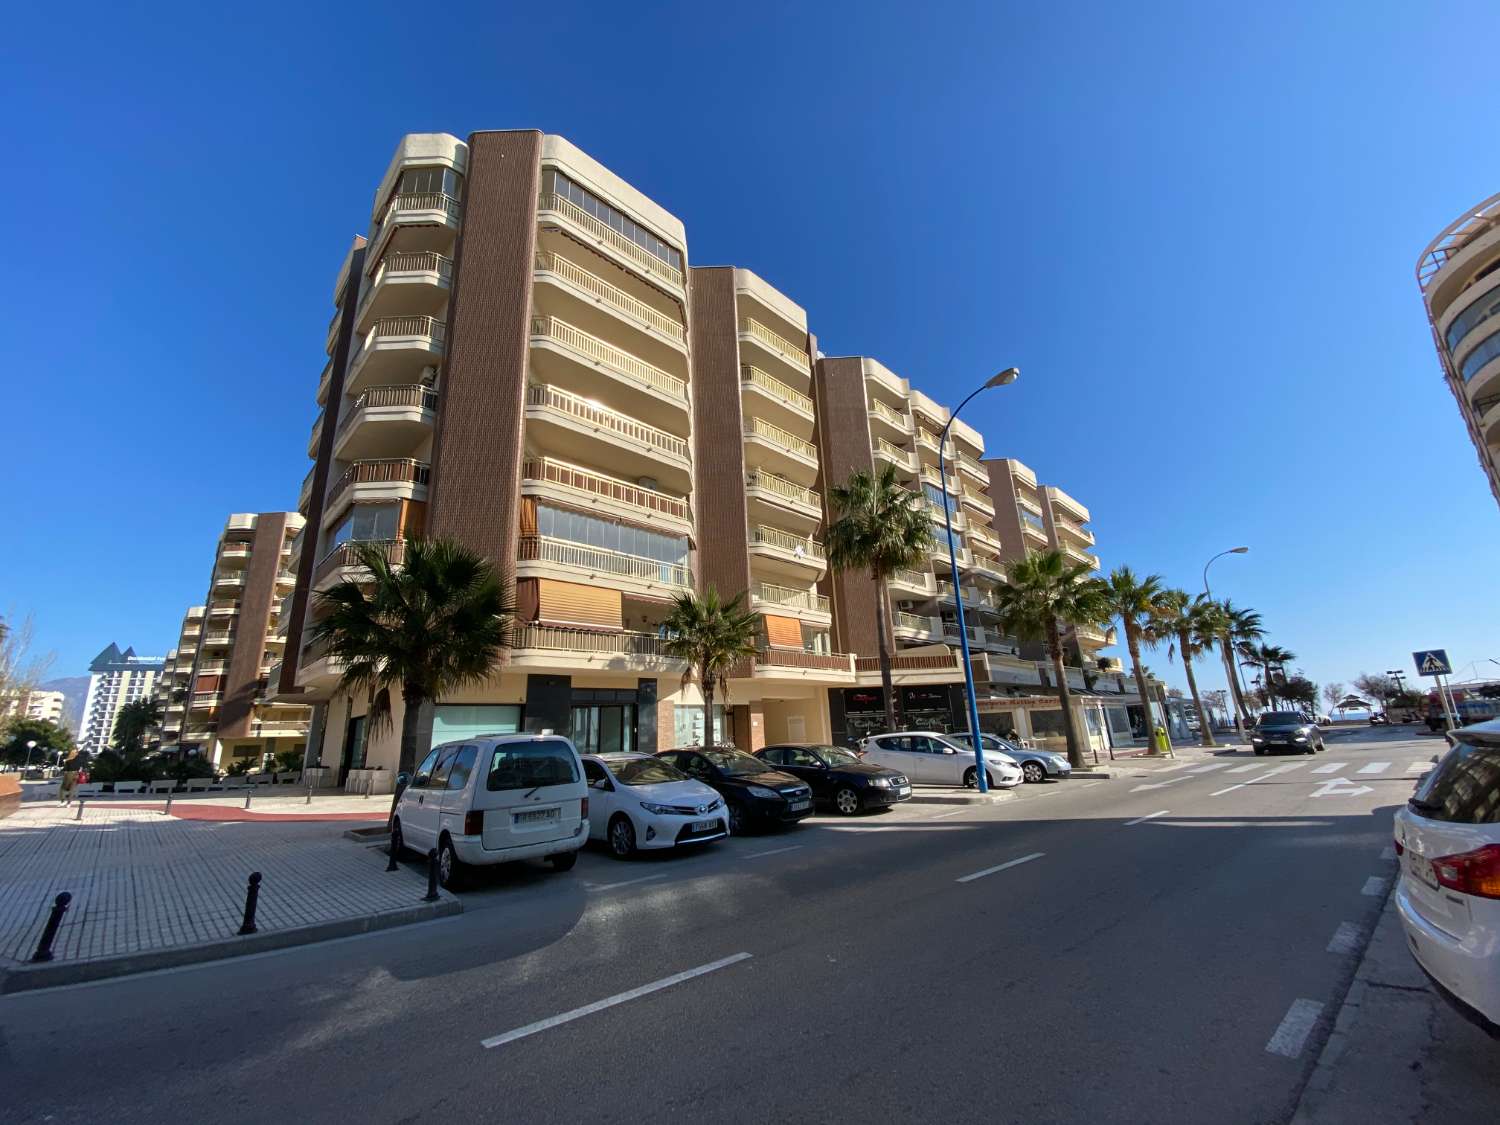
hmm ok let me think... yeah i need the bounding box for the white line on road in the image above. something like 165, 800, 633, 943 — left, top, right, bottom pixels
1152, 761, 1198, 773
1381, 846, 1396, 861
586, 873, 668, 892
1189, 762, 1231, 774
1311, 762, 1346, 774
1277, 762, 1310, 772
1130, 778, 1182, 792
1327, 922, 1363, 955
744, 845, 803, 859
1266, 998, 1324, 1058
926, 808, 969, 820
1227, 763, 1264, 774
480, 953, 753, 1049
1358, 762, 1391, 775
956, 852, 1045, 884
1124, 810, 1170, 826
1407, 761, 1432, 774
1210, 783, 1250, 796
1362, 876, 1388, 896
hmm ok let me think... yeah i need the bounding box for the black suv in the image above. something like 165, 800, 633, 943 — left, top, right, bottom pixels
1251, 711, 1326, 755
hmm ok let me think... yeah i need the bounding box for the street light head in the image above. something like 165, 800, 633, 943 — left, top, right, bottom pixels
986, 367, 1020, 388
1230, 546, 1249, 554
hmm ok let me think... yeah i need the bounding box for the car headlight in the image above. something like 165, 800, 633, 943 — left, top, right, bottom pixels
1251, 735, 1264, 742
639, 801, 680, 816
746, 785, 780, 799
1293, 736, 1307, 742
868, 776, 891, 788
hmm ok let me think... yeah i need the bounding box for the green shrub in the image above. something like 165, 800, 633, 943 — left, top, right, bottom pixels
275, 749, 304, 773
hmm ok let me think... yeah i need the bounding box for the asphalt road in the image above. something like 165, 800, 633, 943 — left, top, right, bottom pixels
0, 727, 1448, 1124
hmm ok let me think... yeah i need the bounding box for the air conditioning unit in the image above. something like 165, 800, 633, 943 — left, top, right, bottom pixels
898, 600, 918, 612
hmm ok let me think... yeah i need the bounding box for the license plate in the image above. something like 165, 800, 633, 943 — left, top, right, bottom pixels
515, 808, 559, 825
1407, 852, 1439, 892
692, 818, 716, 832
788, 799, 811, 812
895, 786, 911, 796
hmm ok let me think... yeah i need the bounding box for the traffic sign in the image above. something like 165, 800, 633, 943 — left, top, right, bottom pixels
1413, 649, 1452, 677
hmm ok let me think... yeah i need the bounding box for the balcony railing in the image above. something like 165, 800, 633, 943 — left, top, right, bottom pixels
970, 552, 1003, 574
531, 315, 686, 402
869, 398, 910, 430
512, 625, 675, 659
955, 452, 988, 479
857, 652, 959, 673
518, 536, 690, 588
745, 470, 820, 512
741, 318, 811, 370
753, 648, 850, 673
314, 539, 408, 585
201, 631, 234, 646
538, 191, 685, 290
875, 438, 914, 466
749, 525, 825, 561
298, 468, 314, 513
522, 457, 689, 521
379, 191, 462, 231
961, 485, 995, 512
752, 583, 830, 614
895, 611, 938, 634
891, 568, 933, 591
526, 383, 688, 460
741, 365, 813, 415
920, 465, 958, 493
364, 314, 447, 351
358, 251, 453, 319
745, 416, 817, 461
335, 384, 438, 442
326, 458, 430, 511
915, 429, 952, 456
534, 250, 684, 342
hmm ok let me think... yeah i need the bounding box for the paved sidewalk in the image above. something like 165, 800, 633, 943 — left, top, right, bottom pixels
0, 802, 458, 992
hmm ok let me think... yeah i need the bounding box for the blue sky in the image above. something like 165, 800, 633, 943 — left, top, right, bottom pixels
5, 1, 1499, 700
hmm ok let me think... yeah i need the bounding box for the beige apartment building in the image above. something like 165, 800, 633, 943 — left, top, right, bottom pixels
0, 688, 66, 725
1416, 192, 1500, 509
154, 606, 204, 748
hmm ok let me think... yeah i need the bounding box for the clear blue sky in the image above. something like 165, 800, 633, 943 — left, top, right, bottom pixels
5, 1, 1499, 700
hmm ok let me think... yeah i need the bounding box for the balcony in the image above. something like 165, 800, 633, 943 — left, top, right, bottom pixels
955, 451, 988, 483
968, 522, 1003, 553
332, 384, 437, 461
316, 356, 335, 407
874, 438, 917, 475
249, 718, 312, 739
745, 470, 821, 522
739, 317, 811, 380
894, 612, 942, 642
961, 485, 995, 517
1054, 518, 1095, 547
748, 525, 826, 579
744, 648, 854, 680
751, 582, 832, 622
868, 396, 911, 437
201, 630, 234, 647
207, 601, 240, 618
741, 364, 814, 426
1072, 624, 1116, 647
313, 539, 408, 591
220, 543, 251, 563
1047, 486, 1090, 522
1016, 491, 1044, 516
1061, 543, 1101, 570
920, 465, 959, 494
345, 315, 446, 398
537, 191, 685, 295
522, 457, 691, 534
924, 495, 965, 528
189, 692, 222, 711
533, 249, 685, 351
296, 636, 346, 691
369, 191, 462, 261
968, 552, 1004, 580
213, 571, 246, 591
511, 625, 682, 669
323, 459, 430, 524
517, 535, 690, 596
307, 412, 323, 459
529, 314, 688, 423
889, 568, 937, 597
356, 251, 453, 333
1020, 512, 1050, 545
524, 383, 691, 492
914, 429, 953, 462
743, 416, 818, 480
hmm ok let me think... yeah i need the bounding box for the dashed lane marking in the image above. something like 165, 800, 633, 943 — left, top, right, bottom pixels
1189, 763, 1231, 774
586, 874, 668, 892
1266, 999, 1324, 1059
1326, 922, 1363, 955
1211, 783, 1250, 797
1227, 763, 1264, 774
956, 852, 1045, 884
1361, 876, 1388, 896
1357, 762, 1391, 775
744, 845, 803, 860
1311, 762, 1346, 774
926, 809, 968, 820
1124, 810, 1170, 826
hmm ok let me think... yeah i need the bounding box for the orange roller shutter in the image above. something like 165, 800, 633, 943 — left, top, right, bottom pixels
764, 614, 804, 649
537, 579, 622, 630
519, 497, 538, 537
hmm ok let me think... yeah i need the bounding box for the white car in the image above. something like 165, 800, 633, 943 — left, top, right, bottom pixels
582, 753, 729, 857
1394, 717, 1500, 1036
858, 731, 1023, 789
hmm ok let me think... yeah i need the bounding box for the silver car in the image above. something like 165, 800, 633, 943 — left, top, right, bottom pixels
948, 732, 1071, 783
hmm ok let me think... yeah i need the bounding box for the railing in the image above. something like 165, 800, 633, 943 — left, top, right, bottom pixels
1054, 519, 1095, 545
326, 458, 430, 510
308, 412, 323, 453
201, 631, 234, 645
513, 625, 675, 659
317, 357, 334, 404
526, 383, 688, 460
869, 398, 910, 430
518, 536, 690, 587
297, 468, 314, 512
915, 428, 952, 456
214, 571, 246, 585
356, 251, 453, 321
380, 191, 462, 228
741, 318, 811, 369
1417, 190, 1500, 291
363, 314, 446, 351
335, 384, 438, 442
534, 251, 684, 342
1019, 508, 1048, 532
754, 648, 850, 673
523, 457, 689, 521
856, 652, 957, 673
890, 568, 933, 590
745, 416, 817, 461
895, 611, 937, 634
875, 437, 914, 466
314, 539, 408, 585
745, 470, 820, 511
920, 465, 958, 492
749, 525, 825, 561
961, 486, 995, 511
531, 315, 686, 401
752, 583, 830, 613
955, 452, 988, 479
538, 191, 685, 290
741, 365, 814, 415
970, 552, 1002, 573
207, 601, 240, 615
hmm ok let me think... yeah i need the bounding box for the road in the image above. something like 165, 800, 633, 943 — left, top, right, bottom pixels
0, 728, 1468, 1123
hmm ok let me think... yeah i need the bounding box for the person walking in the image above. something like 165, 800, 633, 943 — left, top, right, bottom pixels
58, 762, 79, 806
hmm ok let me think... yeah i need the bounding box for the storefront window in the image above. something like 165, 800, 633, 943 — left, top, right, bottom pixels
674, 704, 727, 747
431, 704, 521, 750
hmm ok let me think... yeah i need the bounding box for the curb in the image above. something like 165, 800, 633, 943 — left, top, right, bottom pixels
907, 788, 1016, 806
0, 896, 462, 995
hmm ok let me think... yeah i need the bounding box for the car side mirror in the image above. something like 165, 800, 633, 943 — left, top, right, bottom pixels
590, 777, 613, 791
395, 771, 411, 789
943, 747, 957, 755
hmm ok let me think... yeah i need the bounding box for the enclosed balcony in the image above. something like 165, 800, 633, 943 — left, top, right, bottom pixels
323, 459, 430, 526
332, 384, 437, 461
743, 416, 818, 482
741, 364, 814, 428
537, 190, 685, 296
750, 582, 832, 624
369, 191, 462, 261
1020, 509, 1050, 546
356, 251, 453, 333
517, 535, 690, 598
745, 470, 821, 523
524, 383, 691, 492
529, 315, 688, 421
739, 318, 811, 382
533, 248, 686, 361
345, 316, 446, 398
748, 525, 826, 580
521, 456, 691, 537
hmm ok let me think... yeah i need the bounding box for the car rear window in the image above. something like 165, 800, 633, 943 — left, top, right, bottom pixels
486, 740, 579, 792
1410, 741, 1500, 824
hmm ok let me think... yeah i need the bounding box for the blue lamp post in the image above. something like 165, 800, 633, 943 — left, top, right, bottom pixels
938, 367, 1020, 793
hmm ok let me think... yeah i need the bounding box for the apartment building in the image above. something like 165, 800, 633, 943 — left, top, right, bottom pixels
1416, 192, 1500, 510
0, 688, 66, 725
153, 606, 205, 750
77, 644, 163, 755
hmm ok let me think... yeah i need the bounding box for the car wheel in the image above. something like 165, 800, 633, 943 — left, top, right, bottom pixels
1253, 747, 1265, 756
548, 850, 579, 872
389, 818, 406, 860
834, 786, 862, 816
436, 837, 464, 890
1318, 741, 1327, 752
1304, 743, 1316, 755
727, 801, 747, 835
607, 814, 637, 858
1021, 761, 1046, 784
963, 766, 979, 789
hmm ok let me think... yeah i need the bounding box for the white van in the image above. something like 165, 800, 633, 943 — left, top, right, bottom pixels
391, 734, 589, 889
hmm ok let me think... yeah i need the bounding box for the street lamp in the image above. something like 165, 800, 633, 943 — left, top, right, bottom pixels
23, 739, 37, 771
1202, 546, 1250, 742
938, 367, 1020, 793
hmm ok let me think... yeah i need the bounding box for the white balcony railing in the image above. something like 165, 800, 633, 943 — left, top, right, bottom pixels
752, 583, 831, 614
869, 397, 910, 430
334, 384, 438, 443
741, 365, 814, 415
538, 191, 685, 290
746, 470, 820, 512
531, 315, 686, 401
534, 250, 684, 342
518, 536, 690, 588
526, 383, 688, 460
745, 416, 817, 461
741, 318, 811, 370
875, 437, 914, 467
512, 624, 677, 660
522, 457, 689, 522
749, 525, 825, 561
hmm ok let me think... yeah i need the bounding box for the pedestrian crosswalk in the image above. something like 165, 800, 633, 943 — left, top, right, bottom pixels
1311, 762, 1345, 774
1357, 762, 1391, 775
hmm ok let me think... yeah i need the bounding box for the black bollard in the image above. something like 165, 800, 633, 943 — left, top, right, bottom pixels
424, 848, 440, 902
238, 871, 262, 935
31, 892, 72, 962
386, 833, 400, 872
75, 798, 85, 821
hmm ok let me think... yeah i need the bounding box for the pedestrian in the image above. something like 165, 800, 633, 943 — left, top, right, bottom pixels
59, 764, 79, 806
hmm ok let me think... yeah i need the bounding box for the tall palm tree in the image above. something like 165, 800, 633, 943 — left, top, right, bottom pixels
661, 587, 761, 747
112, 698, 162, 754
311, 538, 511, 820
1101, 567, 1165, 746
826, 464, 935, 733
1220, 600, 1263, 724
994, 549, 1111, 768
1241, 642, 1295, 710
1151, 591, 1226, 748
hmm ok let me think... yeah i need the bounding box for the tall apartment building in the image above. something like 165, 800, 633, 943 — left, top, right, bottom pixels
153, 605, 205, 750
1416, 192, 1500, 510
77, 644, 163, 755
0, 689, 66, 725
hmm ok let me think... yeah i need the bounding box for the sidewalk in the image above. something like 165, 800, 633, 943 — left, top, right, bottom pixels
0, 802, 459, 993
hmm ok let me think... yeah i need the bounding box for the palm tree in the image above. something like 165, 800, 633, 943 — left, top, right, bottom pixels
994, 550, 1111, 768
1101, 567, 1165, 746
111, 698, 161, 754
826, 464, 935, 732
1220, 600, 1263, 724
1241, 642, 1295, 710
1151, 591, 1226, 748
310, 538, 511, 819
661, 587, 761, 747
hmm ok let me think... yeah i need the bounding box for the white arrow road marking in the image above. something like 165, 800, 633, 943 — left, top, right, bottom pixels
1362, 876, 1389, 896
1266, 998, 1324, 1058
1357, 762, 1391, 775
1327, 922, 1363, 955
1310, 778, 1374, 798
1189, 762, 1231, 774
1124, 810, 1170, 826
956, 852, 1045, 884
1311, 762, 1346, 774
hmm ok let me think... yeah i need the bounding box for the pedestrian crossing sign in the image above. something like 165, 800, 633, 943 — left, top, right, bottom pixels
1412, 649, 1451, 677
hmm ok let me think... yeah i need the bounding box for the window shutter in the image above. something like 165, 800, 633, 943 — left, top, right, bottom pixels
537, 580, 622, 630
764, 615, 804, 649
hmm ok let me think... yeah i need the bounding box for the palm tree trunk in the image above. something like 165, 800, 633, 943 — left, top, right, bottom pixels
873, 573, 898, 733
703, 666, 715, 747
1049, 620, 1085, 769
1179, 630, 1215, 747
1223, 636, 1249, 723
1126, 622, 1155, 747
387, 688, 427, 830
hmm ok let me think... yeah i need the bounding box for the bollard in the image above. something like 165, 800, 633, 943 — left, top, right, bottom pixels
164, 791, 173, 816
424, 848, 440, 902
75, 798, 85, 821
243, 791, 253, 810
31, 892, 72, 963
238, 872, 262, 935
386, 833, 400, 872
305, 783, 313, 806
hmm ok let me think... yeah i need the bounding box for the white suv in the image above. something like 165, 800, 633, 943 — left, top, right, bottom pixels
859, 731, 1022, 789
1394, 717, 1500, 1036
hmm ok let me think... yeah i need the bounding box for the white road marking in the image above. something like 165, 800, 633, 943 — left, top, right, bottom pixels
956, 852, 1045, 884
480, 953, 753, 1048
1357, 762, 1391, 775
926, 808, 968, 820
1407, 761, 1432, 774
1310, 778, 1373, 799
1130, 778, 1182, 792
1124, 810, 1170, 826
1327, 922, 1363, 955
1361, 876, 1388, 896
744, 845, 803, 859
1276, 762, 1310, 773
1381, 846, 1396, 861
1211, 782, 1250, 797
814, 824, 970, 833
1189, 763, 1231, 774
1151, 761, 1198, 773
586, 873, 668, 892
1311, 762, 1346, 774
1266, 998, 1324, 1058
1227, 763, 1264, 774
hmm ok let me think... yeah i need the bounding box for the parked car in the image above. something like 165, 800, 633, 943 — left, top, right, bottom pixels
1394, 718, 1500, 1037
755, 743, 911, 814
391, 734, 589, 889
655, 747, 813, 834
1249, 711, 1325, 755
581, 753, 728, 857
858, 731, 1023, 789
945, 732, 1071, 784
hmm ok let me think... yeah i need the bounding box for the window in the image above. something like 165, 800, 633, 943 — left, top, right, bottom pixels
923, 483, 948, 508
428, 746, 459, 789
761, 748, 788, 765
412, 748, 440, 788
582, 759, 608, 785
1461, 327, 1500, 381
446, 746, 478, 791
541, 169, 682, 272
485, 740, 579, 791
536, 504, 688, 566
431, 705, 522, 749
613, 758, 687, 785
397, 165, 462, 200
785, 748, 821, 767
1445, 289, 1500, 352
331, 504, 399, 548
1409, 741, 1500, 824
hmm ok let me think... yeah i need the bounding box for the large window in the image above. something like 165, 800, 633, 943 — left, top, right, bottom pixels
398, 165, 462, 200
331, 503, 400, 548
1461, 326, 1500, 382
537, 504, 687, 565
922, 483, 949, 509
1445, 288, 1500, 351
541, 169, 682, 272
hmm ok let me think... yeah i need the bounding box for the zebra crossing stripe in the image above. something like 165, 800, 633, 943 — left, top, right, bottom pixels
1311, 762, 1346, 774
1357, 762, 1391, 775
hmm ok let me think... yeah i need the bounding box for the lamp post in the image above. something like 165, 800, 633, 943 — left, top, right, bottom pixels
1387, 669, 1410, 719
23, 739, 38, 772
938, 367, 1019, 794
1202, 546, 1249, 742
